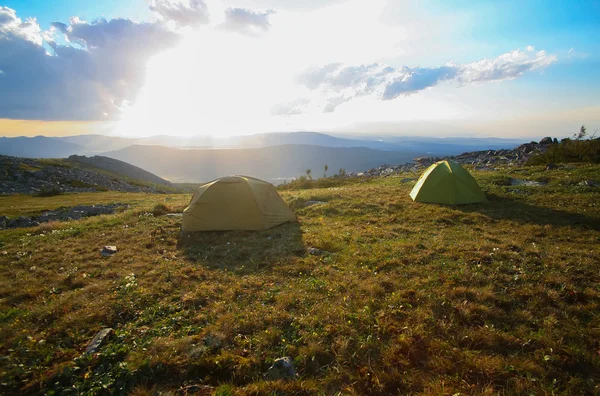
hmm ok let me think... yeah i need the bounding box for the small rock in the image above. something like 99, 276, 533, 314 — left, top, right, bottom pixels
579, 180, 599, 187
304, 200, 327, 207
84, 328, 114, 354
101, 246, 118, 257
264, 357, 297, 380
307, 247, 328, 256
545, 163, 557, 171
510, 179, 546, 187
166, 213, 183, 217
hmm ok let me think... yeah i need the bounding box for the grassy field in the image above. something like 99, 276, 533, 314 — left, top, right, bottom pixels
0, 192, 176, 217
0, 164, 599, 395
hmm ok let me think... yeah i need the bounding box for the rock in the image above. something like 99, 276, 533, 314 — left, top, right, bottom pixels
166, 213, 183, 217
265, 357, 297, 380
307, 247, 328, 256
84, 328, 114, 354
304, 200, 327, 207
101, 246, 118, 257
539, 137, 553, 145
545, 163, 557, 171
510, 179, 546, 187
579, 180, 599, 187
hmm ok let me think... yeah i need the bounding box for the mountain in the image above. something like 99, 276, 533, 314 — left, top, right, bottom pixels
0, 136, 83, 158
0, 155, 180, 195
66, 155, 173, 186
1, 132, 527, 158
337, 135, 527, 155
103, 144, 421, 183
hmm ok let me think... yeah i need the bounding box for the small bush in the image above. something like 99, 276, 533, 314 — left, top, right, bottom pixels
33, 221, 60, 235
34, 186, 63, 197
67, 180, 93, 188
152, 204, 170, 217
278, 176, 362, 191
527, 138, 600, 165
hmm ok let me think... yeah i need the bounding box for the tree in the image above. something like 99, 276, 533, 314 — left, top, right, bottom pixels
323, 164, 328, 178
339, 168, 346, 177
305, 169, 312, 180
575, 125, 587, 140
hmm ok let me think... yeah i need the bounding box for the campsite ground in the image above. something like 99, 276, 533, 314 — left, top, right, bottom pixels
0, 164, 599, 394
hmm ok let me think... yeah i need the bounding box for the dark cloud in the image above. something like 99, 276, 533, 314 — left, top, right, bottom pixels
0, 7, 179, 120
148, 0, 210, 27
222, 8, 275, 35
288, 49, 556, 112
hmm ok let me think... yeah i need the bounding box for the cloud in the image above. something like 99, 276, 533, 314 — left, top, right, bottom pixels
0, 7, 179, 120
148, 0, 210, 27
221, 7, 275, 35
282, 48, 557, 113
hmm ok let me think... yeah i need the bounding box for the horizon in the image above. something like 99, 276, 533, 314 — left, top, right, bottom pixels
1, 1, 599, 139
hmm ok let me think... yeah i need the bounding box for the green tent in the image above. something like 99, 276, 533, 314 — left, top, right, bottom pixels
409, 160, 487, 204
182, 176, 296, 231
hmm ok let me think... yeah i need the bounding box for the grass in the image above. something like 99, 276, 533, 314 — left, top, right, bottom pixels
0, 164, 599, 394
0, 192, 179, 218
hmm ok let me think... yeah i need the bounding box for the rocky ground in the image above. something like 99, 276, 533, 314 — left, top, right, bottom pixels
0, 203, 129, 229
348, 136, 557, 177
0, 156, 163, 195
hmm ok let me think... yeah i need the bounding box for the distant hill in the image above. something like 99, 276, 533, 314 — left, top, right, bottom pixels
103, 144, 420, 183
1, 132, 526, 159
67, 155, 172, 186
0, 155, 181, 195
0, 136, 83, 158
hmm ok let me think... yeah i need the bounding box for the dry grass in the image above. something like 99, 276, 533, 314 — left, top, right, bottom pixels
0, 164, 599, 395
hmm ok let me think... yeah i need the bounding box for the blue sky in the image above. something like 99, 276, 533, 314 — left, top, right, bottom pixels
0, 0, 598, 138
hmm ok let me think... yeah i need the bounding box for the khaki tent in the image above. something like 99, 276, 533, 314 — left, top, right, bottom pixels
182, 176, 296, 231
409, 160, 487, 204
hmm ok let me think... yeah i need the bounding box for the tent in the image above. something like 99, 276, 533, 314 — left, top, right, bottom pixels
182, 176, 296, 231
409, 160, 487, 204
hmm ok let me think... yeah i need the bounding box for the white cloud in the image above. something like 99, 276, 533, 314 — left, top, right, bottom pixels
221, 7, 275, 35
0, 7, 179, 120
277, 48, 557, 113
148, 0, 210, 27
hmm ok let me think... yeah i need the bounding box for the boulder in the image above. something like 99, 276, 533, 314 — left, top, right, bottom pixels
539, 137, 553, 145
84, 328, 114, 354
265, 357, 297, 380
101, 246, 118, 257
307, 247, 329, 256
304, 200, 327, 207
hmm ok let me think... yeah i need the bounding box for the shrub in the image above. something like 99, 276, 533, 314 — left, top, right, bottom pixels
152, 203, 170, 217
34, 186, 63, 197
33, 221, 60, 235
527, 137, 600, 165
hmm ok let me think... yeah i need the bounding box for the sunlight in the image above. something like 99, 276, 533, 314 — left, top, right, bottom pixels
115, 0, 396, 138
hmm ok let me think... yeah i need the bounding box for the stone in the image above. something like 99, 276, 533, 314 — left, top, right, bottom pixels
304, 200, 327, 207
307, 247, 328, 256
84, 328, 114, 354
545, 163, 557, 171
101, 246, 118, 257
264, 357, 297, 380
510, 179, 546, 187
579, 180, 599, 187
539, 137, 553, 145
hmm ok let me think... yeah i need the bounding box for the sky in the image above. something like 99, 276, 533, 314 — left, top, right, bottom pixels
0, 0, 598, 139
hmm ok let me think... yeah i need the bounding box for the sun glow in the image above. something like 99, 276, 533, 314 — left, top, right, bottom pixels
115, 0, 400, 138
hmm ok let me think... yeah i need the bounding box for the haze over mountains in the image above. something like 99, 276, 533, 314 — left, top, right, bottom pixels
0, 132, 526, 183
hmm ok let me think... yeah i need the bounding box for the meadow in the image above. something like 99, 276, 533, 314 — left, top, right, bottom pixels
0, 164, 599, 395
